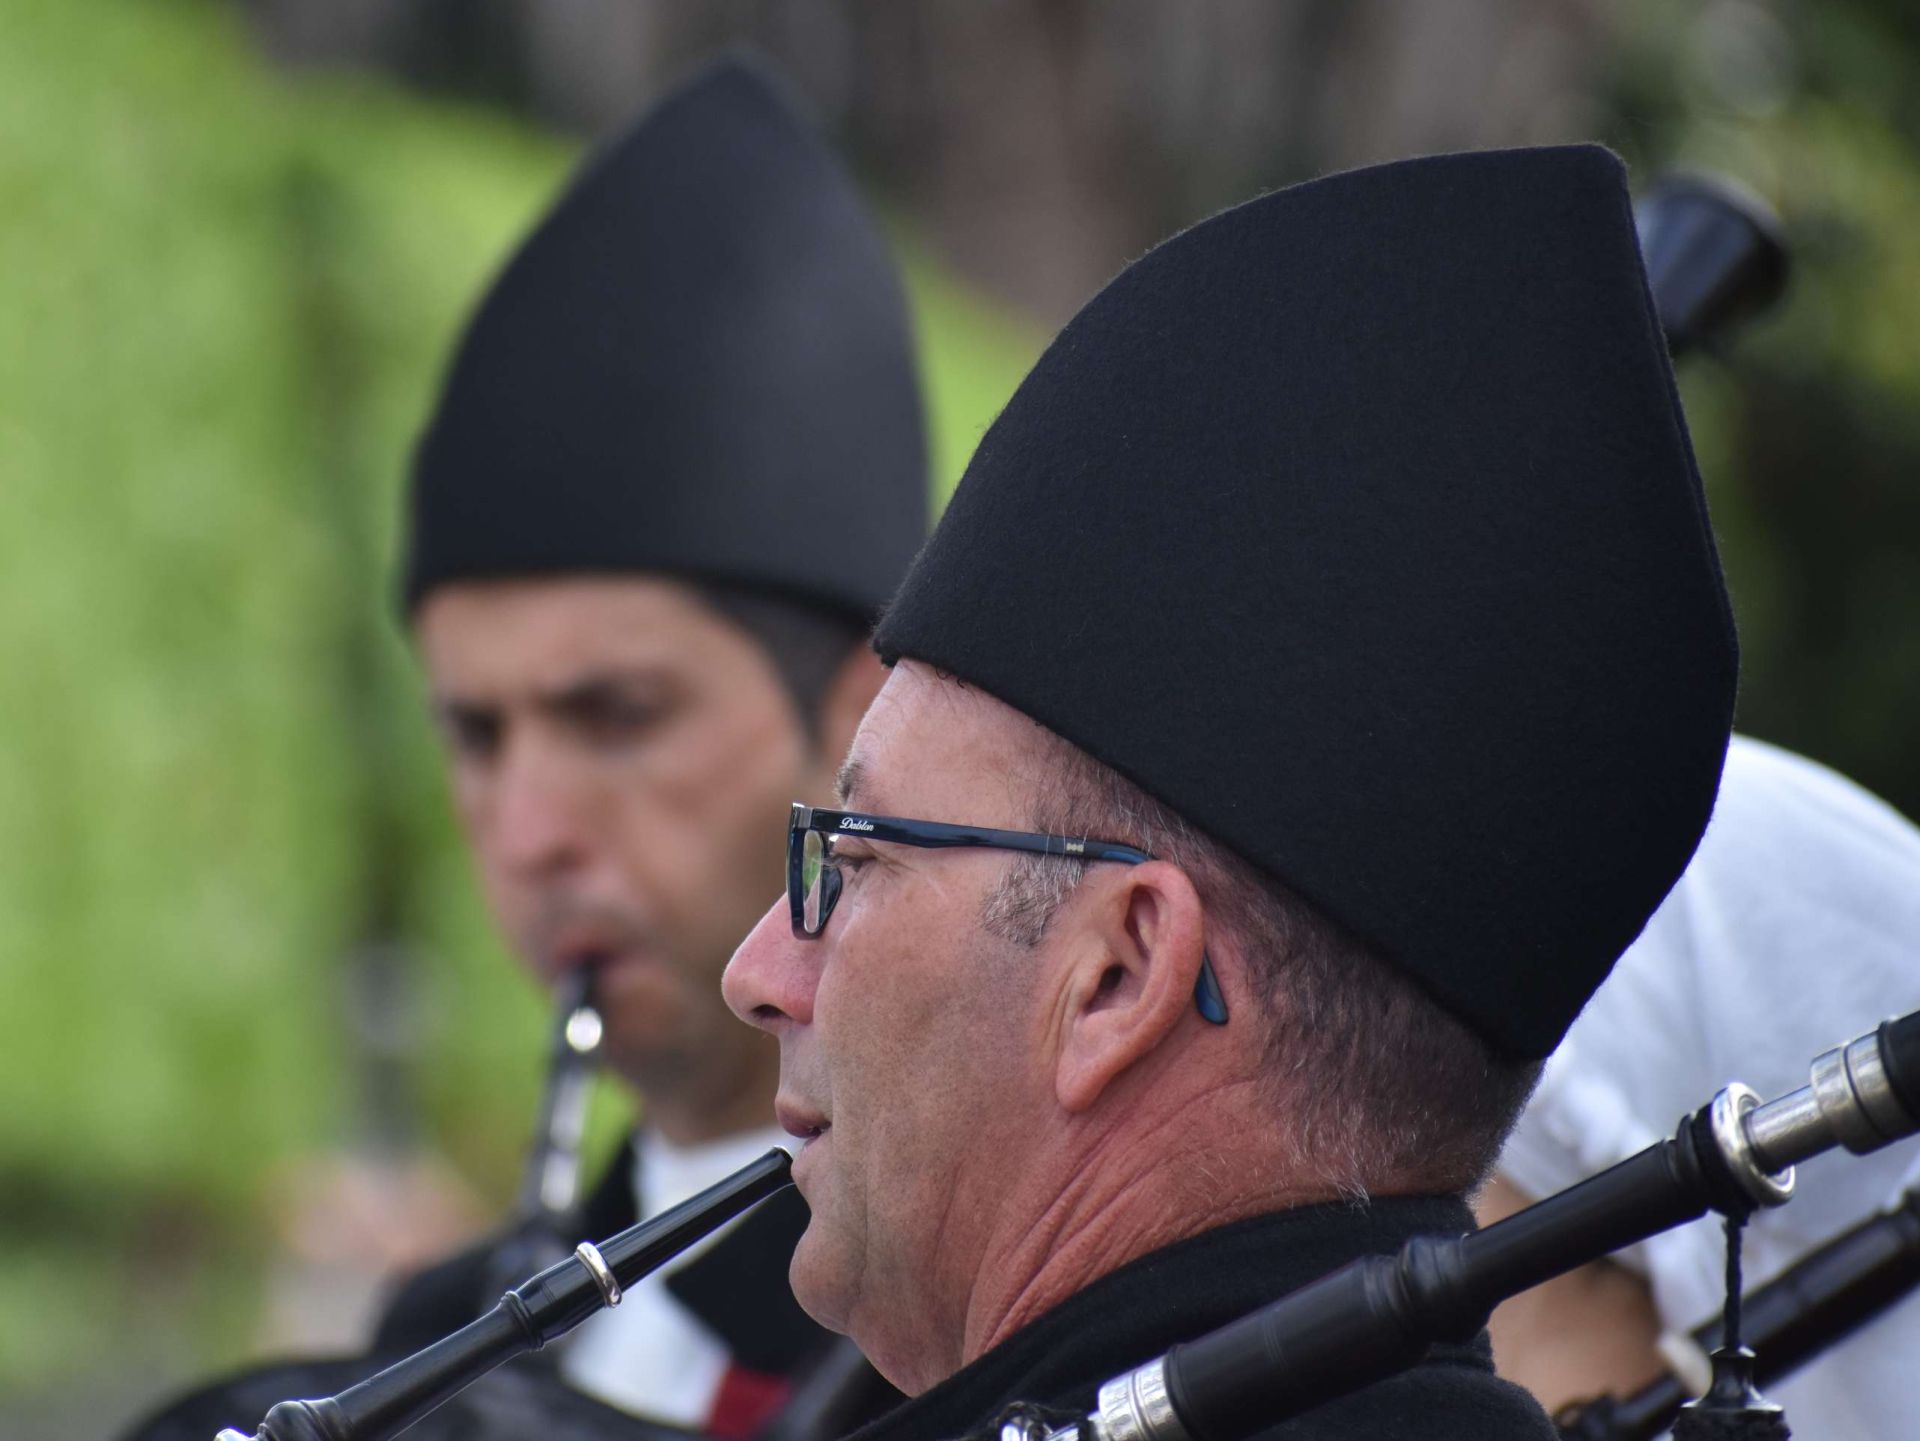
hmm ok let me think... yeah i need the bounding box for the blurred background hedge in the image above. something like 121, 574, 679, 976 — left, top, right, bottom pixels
2, 2, 1917, 1436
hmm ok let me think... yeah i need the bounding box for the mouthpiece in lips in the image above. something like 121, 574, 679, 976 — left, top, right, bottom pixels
553, 957, 605, 1055
558, 955, 601, 994
549, 940, 609, 984
543, 912, 646, 988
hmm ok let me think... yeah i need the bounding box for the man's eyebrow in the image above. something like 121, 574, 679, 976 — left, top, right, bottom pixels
432, 666, 668, 711
834, 757, 866, 808
428, 686, 504, 724
535, 670, 666, 710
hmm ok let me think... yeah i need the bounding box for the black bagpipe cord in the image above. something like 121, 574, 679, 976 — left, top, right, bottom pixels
1671, 1213, 1790, 1441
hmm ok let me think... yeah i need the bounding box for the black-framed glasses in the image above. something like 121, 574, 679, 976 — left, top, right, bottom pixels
786, 803, 1229, 1025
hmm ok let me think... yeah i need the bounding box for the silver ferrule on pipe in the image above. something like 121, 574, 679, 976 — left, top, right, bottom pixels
1744, 1031, 1917, 1175
1743, 1081, 1829, 1175
1085, 1359, 1190, 1441
1711, 1082, 1796, 1207
1837, 1032, 1913, 1147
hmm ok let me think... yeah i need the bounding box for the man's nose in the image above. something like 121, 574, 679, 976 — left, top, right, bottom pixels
723, 899, 820, 1033
489, 742, 597, 876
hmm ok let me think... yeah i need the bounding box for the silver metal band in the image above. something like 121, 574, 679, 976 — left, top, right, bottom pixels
1745, 1024, 1918, 1172
1844, 1033, 1911, 1146
1811, 1043, 1883, 1154
1744, 1080, 1825, 1173
575, 1241, 623, 1308
1092, 1358, 1190, 1441
1710, 1082, 1795, 1208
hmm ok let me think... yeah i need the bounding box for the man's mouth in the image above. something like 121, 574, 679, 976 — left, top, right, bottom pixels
543, 932, 651, 985
531, 904, 656, 985
550, 942, 615, 976
776, 1099, 831, 1144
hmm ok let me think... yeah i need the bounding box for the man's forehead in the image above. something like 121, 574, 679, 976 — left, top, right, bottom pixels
835, 661, 1036, 818
418, 572, 715, 632
417, 574, 728, 685
422, 575, 721, 652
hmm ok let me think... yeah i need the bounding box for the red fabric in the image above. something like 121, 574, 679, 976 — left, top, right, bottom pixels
705, 1363, 792, 1441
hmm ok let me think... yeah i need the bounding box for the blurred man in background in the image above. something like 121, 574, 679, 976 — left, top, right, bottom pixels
383, 51, 924, 1435
1488, 734, 1920, 1436
125, 52, 922, 1441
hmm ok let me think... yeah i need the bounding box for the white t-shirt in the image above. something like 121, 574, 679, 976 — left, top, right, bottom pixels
1499, 735, 1920, 1437
562, 1123, 794, 1427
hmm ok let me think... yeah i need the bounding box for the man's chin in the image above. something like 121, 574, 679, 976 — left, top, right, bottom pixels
787, 1221, 856, 1338
599, 1036, 700, 1095
588, 984, 700, 1067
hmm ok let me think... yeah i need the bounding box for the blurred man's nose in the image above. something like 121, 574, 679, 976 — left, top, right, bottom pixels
488, 739, 597, 876
723, 900, 818, 1033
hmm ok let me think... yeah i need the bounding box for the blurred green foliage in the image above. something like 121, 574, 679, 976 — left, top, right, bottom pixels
0, 0, 1035, 1406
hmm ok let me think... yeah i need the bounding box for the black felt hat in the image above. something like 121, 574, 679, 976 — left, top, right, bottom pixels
875, 145, 1737, 1059
403, 54, 928, 623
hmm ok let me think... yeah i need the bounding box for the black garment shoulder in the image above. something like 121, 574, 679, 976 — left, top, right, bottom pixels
117, 1352, 702, 1441
850, 1197, 1554, 1441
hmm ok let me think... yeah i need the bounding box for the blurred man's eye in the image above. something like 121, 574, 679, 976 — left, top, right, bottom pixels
440, 707, 502, 762
562, 688, 669, 747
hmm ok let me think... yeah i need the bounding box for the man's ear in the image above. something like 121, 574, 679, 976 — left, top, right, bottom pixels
1054, 860, 1209, 1113
816, 646, 888, 762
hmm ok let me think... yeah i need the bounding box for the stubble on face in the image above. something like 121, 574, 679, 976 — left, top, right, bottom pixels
778, 663, 1051, 1387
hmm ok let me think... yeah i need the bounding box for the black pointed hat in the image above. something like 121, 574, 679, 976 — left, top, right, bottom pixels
403, 54, 928, 622
875, 145, 1737, 1059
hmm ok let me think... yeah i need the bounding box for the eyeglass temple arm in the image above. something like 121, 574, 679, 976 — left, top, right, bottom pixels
797, 807, 1226, 1024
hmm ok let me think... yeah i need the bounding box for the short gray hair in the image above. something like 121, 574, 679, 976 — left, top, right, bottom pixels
983, 722, 1540, 1200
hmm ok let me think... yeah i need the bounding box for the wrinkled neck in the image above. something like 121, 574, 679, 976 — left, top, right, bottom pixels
959, 1080, 1329, 1372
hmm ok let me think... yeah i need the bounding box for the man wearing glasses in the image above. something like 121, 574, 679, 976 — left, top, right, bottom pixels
723, 145, 1738, 1439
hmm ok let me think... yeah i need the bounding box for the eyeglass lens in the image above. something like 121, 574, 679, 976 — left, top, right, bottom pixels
800, 828, 833, 934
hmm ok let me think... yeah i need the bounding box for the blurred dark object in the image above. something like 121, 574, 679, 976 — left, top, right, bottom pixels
1637, 173, 1789, 358
121, 1351, 701, 1441
1664, 1216, 1791, 1441
1667, 1346, 1789, 1441
1557, 1187, 1920, 1440
481, 973, 602, 1302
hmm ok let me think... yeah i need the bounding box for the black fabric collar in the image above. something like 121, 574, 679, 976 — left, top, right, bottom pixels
851, 1196, 1519, 1441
